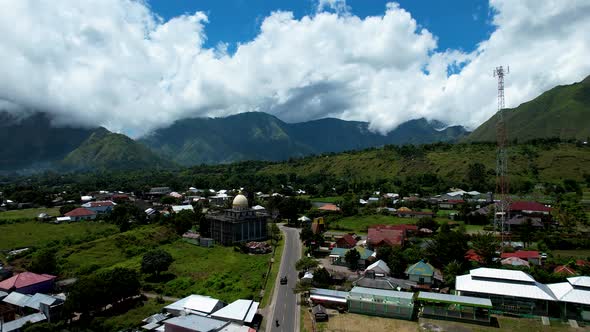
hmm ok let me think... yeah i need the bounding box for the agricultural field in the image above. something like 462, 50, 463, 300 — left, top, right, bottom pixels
93, 298, 172, 331
0, 221, 117, 250
0, 207, 61, 221
329, 214, 415, 233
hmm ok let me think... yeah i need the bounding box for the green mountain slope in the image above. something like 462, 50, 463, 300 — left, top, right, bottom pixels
468, 75, 590, 142
61, 128, 175, 171
140, 112, 468, 165
259, 141, 590, 185
0, 112, 95, 171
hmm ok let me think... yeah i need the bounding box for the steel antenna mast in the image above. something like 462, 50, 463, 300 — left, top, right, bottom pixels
493, 65, 510, 246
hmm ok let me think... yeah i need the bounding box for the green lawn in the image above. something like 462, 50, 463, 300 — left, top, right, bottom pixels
553, 249, 590, 260
0, 221, 117, 250
311, 196, 343, 203
0, 207, 61, 221
330, 215, 416, 233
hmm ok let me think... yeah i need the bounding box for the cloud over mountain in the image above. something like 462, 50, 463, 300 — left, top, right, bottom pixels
0, 0, 588, 136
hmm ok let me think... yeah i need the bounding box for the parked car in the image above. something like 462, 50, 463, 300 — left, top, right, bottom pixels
280, 276, 288, 285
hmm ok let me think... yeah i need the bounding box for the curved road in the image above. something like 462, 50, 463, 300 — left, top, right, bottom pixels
266, 225, 301, 332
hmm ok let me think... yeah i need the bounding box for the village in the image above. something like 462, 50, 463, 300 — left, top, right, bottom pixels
0, 181, 589, 332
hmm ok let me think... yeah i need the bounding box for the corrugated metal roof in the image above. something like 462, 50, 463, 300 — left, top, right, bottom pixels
455, 274, 556, 301
164, 315, 228, 331
164, 294, 222, 314
2, 292, 32, 307
350, 286, 414, 300
1, 312, 46, 332
211, 299, 259, 323
310, 288, 349, 299
366, 260, 391, 275
417, 291, 492, 308
470, 267, 536, 283
24, 293, 60, 310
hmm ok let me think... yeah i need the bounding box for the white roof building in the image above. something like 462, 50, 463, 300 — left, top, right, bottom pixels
164, 294, 224, 316
1, 312, 46, 332
2, 292, 32, 307
172, 205, 194, 213
211, 299, 259, 324
548, 277, 590, 306
456, 268, 556, 301
365, 260, 391, 275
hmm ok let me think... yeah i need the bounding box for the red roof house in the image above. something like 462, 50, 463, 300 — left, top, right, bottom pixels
554, 265, 577, 276
336, 234, 357, 249
500, 250, 541, 265
0, 272, 56, 294
509, 201, 552, 214
367, 225, 405, 249
318, 204, 340, 212
65, 207, 97, 221
465, 249, 483, 263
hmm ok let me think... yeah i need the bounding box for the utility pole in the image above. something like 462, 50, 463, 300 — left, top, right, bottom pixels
493, 65, 510, 246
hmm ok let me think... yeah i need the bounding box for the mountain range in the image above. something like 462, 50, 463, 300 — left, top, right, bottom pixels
0, 75, 588, 172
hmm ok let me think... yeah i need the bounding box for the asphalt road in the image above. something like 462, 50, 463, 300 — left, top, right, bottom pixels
267, 225, 301, 332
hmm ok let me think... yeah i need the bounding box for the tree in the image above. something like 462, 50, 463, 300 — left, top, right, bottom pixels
340, 193, 357, 216
471, 232, 500, 266
295, 256, 319, 271
59, 204, 78, 216
292, 280, 312, 296
416, 217, 439, 232
467, 162, 488, 191
172, 209, 195, 235
443, 260, 464, 287
519, 218, 535, 248
312, 267, 331, 288
377, 246, 406, 277
98, 267, 141, 304
345, 248, 361, 271
426, 225, 469, 267
268, 223, 282, 245
29, 248, 58, 275
554, 193, 587, 228
141, 249, 174, 277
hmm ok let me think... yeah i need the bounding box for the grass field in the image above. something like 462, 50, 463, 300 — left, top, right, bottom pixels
0, 221, 117, 250
0, 207, 61, 221
311, 196, 343, 203
329, 215, 415, 233
553, 249, 590, 260
57, 225, 269, 303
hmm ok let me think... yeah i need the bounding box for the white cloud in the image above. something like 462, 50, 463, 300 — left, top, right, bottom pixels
0, 0, 588, 136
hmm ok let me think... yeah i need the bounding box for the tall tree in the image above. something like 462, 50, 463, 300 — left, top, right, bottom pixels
29, 248, 58, 275
141, 249, 174, 277
471, 232, 500, 266
345, 248, 361, 271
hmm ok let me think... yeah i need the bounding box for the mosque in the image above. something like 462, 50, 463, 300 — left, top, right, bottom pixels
207, 193, 268, 246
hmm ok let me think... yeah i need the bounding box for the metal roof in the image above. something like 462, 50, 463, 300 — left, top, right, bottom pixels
0, 291, 7, 299
1, 313, 46, 332
310, 288, 349, 299
456, 274, 556, 301
2, 292, 32, 307
211, 299, 259, 323
470, 267, 536, 283
568, 276, 590, 288
366, 260, 391, 275
548, 282, 590, 305
417, 292, 492, 308
350, 286, 414, 300
164, 315, 228, 331
24, 293, 61, 310
164, 294, 222, 314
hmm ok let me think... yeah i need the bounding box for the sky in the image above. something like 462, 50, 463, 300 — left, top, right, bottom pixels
0, 0, 589, 137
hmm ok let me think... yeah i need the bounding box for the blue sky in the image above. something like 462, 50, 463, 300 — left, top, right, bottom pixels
148, 0, 493, 54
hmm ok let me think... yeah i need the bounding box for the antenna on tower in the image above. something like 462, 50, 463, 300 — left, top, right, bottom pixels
493, 65, 510, 247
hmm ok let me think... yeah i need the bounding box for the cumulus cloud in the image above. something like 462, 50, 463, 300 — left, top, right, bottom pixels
0, 0, 588, 136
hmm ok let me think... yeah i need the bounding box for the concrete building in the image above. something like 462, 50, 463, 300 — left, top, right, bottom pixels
207, 195, 268, 246
347, 286, 415, 320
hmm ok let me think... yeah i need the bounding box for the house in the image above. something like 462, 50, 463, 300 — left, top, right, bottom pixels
417, 292, 492, 325
505, 215, 544, 228
148, 187, 172, 196
164, 294, 224, 316
353, 274, 416, 291
335, 234, 357, 249
405, 260, 442, 286
367, 225, 414, 249
455, 268, 558, 316
64, 208, 96, 221
438, 199, 465, 210
501, 257, 530, 267
509, 201, 552, 215
465, 249, 483, 263
394, 208, 434, 218
347, 286, 415, 320
0, 312, 46, 332
0, 272, 56, 294
365, 260, 391, 276
329, 246, 374, 269
81, 200, 116, 214
318, 203, 340, 212
500, 251, 541, 265
24, 293, 64, 322
554, 265, 577, 276
312, 305, 329, 322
